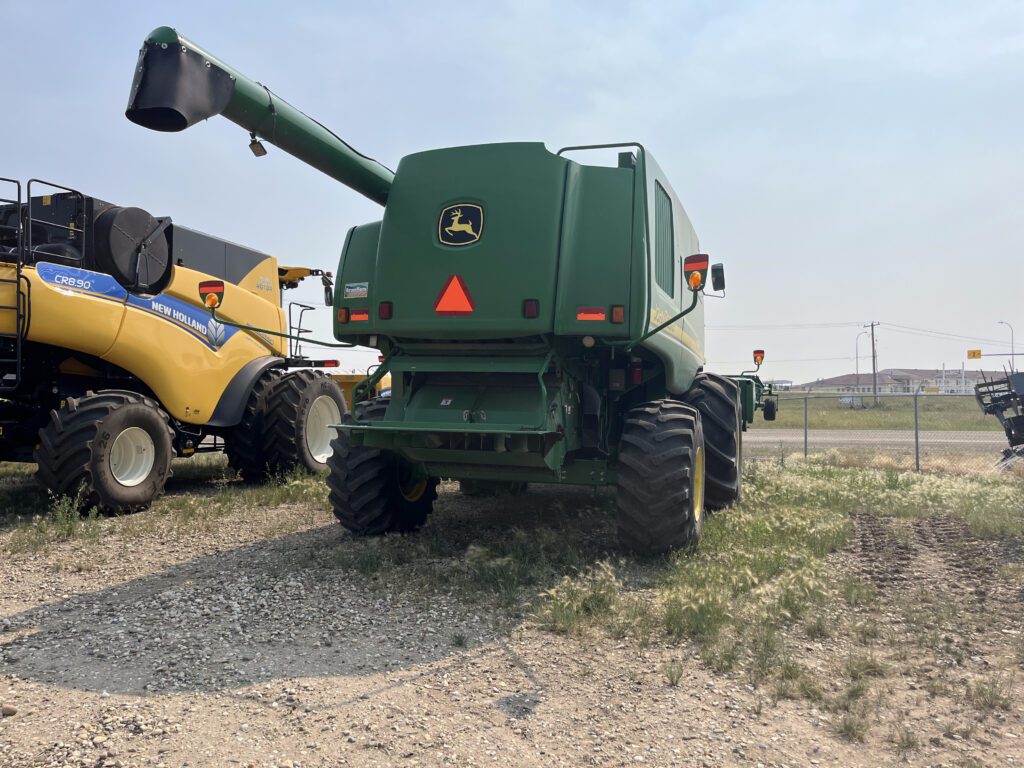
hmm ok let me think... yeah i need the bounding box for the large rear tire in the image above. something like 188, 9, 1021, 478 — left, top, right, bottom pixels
615, 400, 705, 554
685, 372, 742, 509
327, 397, 438, 535
263, 370, 348, 474
225, 368, 282, 482
35, 390, 174, 513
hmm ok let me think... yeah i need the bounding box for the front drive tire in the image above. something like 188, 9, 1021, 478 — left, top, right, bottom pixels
226, 368, 282, 482
615, 400, 706, 554
685, 372, 743, 509
263, 370, 348, 474
326, 397, 438, 535
35, 390, 174, 513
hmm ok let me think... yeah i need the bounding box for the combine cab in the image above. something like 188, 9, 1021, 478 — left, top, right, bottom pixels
0, 179, 346, 512
126, 26, 775, 552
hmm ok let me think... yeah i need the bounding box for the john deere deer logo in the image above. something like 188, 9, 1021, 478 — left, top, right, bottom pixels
438, 203, 483, 246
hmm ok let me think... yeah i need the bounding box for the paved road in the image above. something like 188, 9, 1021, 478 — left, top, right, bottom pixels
745, 428, 1006, 452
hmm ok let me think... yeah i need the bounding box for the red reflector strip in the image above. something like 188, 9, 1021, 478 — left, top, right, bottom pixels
198, 280, 224, 294
351, 309, 370, 321
323, 360, 340, 368
577, 307, 607, 321
684, 255, 710, 271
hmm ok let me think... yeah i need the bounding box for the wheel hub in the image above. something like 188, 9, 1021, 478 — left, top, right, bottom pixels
109, 426, 156, 487
305, 394, 342, 464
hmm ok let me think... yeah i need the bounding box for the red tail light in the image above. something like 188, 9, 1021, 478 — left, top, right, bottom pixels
523, 299, 540, 319
323, 360, 339, 368
379, 301, 393, 320
629, 357, 643, 386
351, 309, 369, 322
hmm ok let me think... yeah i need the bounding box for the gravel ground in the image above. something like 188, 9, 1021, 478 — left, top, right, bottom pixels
1, 472, 1022, 767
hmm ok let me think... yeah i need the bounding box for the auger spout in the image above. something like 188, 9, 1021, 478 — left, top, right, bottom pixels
126, 26, 393, 205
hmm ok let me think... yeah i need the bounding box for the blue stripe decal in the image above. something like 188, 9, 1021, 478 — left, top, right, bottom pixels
36, 261, 239, 350
36, 262, 126, 300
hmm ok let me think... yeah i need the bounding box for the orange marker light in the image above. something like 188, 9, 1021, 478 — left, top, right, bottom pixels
611, 305, 625, 324
688, 271, 703, 290
434, 275, 475, 316
198, 280, 225, 309
577, 307, 606, 321
753, 349, 765, 366
337, 307, 349, 324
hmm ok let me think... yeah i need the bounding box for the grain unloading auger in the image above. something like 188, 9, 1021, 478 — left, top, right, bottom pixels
128, 26, 776, 553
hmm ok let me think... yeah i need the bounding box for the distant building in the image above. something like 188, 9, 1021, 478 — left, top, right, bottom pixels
765, 379, 793, 391
796, 368, 1003, 394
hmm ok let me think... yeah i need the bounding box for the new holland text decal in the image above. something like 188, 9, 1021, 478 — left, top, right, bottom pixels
36, 262, 238, 350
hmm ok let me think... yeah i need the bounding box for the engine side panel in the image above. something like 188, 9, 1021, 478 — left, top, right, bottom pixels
21, 262, 285, 424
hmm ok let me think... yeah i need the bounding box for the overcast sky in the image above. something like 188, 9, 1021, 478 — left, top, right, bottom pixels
4, 1, 1021, 382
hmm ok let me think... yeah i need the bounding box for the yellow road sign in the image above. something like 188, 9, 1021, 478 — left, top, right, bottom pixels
967, 349, 982, 359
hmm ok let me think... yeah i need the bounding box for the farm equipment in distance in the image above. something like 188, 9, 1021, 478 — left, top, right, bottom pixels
0, 181, 347, 512
975, 370, 1024, 469
126, 25, 775, 553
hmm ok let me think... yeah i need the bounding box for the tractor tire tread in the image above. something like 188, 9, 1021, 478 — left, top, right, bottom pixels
615, 400, 704, 554
685, 372, 742, 509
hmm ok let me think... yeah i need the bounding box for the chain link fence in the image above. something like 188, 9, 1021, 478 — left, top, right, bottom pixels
745, 393, 1011, 474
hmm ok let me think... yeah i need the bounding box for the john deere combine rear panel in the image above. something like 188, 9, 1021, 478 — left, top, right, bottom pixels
0, 179, 346, 513
127, 26, 775, 552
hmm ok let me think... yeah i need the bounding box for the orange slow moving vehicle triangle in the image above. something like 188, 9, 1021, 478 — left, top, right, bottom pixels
434, 275, 475, 316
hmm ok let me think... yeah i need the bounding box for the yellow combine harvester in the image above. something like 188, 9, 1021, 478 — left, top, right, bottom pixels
0, 179, 347, 511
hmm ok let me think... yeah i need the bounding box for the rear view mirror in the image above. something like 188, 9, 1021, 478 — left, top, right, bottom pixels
711, 263, 725, 292
321, 272, 335, 307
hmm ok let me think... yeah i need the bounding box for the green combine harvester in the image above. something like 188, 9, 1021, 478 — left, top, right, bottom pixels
126, 26, 776, 553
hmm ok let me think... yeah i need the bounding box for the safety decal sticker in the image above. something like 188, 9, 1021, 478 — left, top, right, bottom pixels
344, 282, 368, 299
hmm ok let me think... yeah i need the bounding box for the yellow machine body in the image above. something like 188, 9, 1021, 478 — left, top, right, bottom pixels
332, 372, 391, 408
0, 258, 287, 425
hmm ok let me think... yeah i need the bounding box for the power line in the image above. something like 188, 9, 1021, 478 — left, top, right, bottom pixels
708, 322, 862, 330
881, 323, 1011, 346
706, 355, 871, 364
709, 320, 1012, 347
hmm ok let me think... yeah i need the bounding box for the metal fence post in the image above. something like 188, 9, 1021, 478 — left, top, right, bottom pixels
913, 392, 921, 472
804, 396, 809, 460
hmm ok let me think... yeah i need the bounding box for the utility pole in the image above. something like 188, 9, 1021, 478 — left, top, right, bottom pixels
856, 331, 868, 389
864, 321, 879, 406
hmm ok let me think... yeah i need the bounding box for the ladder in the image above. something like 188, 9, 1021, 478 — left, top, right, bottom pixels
0, 179, 25, 392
